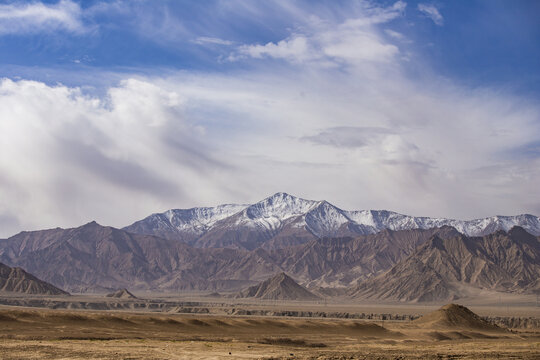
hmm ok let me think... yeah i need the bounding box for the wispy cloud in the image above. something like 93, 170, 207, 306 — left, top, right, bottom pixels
418, 3, 444, 26
230, 1, 405, 65
192, 37, 234, 46
302, 127, 395, 148
233, 35, 313, 63
384, 29, 405, 40
0, 0, 84, 35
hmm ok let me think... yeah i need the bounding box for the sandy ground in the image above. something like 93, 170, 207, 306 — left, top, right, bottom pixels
1, 338, 539, 359
0, 307, 538, 359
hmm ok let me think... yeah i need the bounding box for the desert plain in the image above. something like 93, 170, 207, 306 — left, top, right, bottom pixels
0, 293, 539, 360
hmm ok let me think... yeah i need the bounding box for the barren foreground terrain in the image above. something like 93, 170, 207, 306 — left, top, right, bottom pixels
0, 305, 538, 359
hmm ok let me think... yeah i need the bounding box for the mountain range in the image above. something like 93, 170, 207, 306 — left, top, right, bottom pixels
1, 221, 538, 301
124, 193, 540, 250
0, 192, 538, 301
0, 221, 279, 292
0, 221, 452, 292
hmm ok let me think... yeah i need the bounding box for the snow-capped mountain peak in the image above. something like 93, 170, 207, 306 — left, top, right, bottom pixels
243, 192, 319, 221
124, 193, 540, 248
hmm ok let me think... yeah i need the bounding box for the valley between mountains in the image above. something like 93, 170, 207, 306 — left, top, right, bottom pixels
0, 193, 539, 302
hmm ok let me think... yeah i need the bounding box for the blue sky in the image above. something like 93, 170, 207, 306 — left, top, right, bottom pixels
1, 0, 539, 92
0, 0, 539, 236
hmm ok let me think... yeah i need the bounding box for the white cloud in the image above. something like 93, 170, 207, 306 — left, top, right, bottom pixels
360, 0, 406, 25
234, 36, 313, 63
0, 1, 539, 237
385, 29, 404, 40
193, 37, 234, 46
0, 77, 231, 235
319, 24, 399, 63
0, 0, 84, 35
230, 1, 404, 66
418, 3, 444, 26
4, 57, 539, 238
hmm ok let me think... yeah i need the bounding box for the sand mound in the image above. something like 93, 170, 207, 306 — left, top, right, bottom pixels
106, 288, 137, 299
414, 304, 503, 332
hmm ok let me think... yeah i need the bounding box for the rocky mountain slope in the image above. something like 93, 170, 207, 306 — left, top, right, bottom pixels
124, 193, 540, 250
351, 226, 540, 302
236, 273, 320, 300
269, 226, 461, 287
0, 221, 280, 292
1, 219, 538, 299
0, 262, 68, 295
0, 222, 460, 292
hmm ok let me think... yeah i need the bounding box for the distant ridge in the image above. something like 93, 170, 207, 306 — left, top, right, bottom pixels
1, 221, 537, 297
106, 288, 137, 299
236, 273, 320, 301
124, 192, 540, 250
0, 262, 69, 295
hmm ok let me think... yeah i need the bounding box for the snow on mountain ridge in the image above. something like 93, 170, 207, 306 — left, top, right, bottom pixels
304, 201, 351, 237
127, 204, 248, 237
165, 204, 248, 228
244, 192, 319, 220
124, 193, 540, 239
345, 211, 540, 236
234, 192, 320, 229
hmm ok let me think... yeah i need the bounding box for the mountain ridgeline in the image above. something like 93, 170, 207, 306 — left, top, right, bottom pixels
124, 193, 540, 250
0, 221, 455, 293
0, 193, 539, 301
